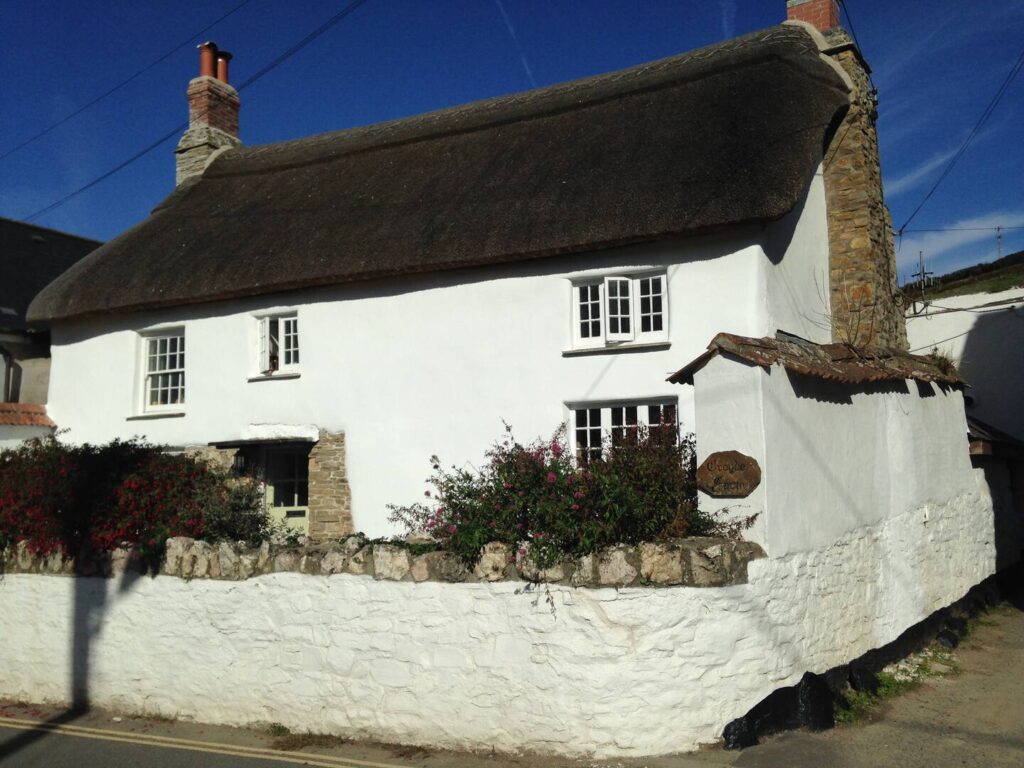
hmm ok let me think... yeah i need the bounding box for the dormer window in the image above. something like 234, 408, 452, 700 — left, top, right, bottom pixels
570, 272, 668, 350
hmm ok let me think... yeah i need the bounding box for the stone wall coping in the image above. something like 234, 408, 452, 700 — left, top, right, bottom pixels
0, 536, 765, 589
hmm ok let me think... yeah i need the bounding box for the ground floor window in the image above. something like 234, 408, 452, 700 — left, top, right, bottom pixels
570, 399, 677, 461
236, 443, 311, 532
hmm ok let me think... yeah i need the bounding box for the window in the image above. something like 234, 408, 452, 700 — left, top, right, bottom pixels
571, 273, 667, 349
237, 444, 310, 532
257, 313, 299, 374
142, 331, 185, 410
265, 446, 309, 513
570, 399, 677, 461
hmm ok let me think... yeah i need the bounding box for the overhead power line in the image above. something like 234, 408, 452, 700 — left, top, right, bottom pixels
0, 0, 256, 163
838, 1, 876, 93
25, 0, 373, 223
901, 226, 1024, 233
896, 44, 1024, 235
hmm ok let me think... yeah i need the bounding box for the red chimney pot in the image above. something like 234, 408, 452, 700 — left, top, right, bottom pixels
216, 51, 233, 84
198, 42, 218, 78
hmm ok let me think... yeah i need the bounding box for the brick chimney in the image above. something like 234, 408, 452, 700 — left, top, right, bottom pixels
786, 0, 841, 32
787, 1, 907, 348
175, 42, 241, 186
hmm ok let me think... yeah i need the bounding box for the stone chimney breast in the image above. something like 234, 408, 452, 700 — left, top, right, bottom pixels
175, 42, 241, 186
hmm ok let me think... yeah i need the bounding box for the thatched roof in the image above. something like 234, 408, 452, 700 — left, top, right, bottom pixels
668, 332, 966, 387
29, 24, 850, 323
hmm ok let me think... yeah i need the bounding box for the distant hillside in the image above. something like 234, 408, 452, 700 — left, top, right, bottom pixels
903, 250, 1024, 300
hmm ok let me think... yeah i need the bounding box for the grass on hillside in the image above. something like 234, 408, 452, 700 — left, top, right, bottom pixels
927, 262, 1024, 299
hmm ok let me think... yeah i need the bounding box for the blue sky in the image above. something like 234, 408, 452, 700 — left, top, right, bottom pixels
1, 0, 1022, 279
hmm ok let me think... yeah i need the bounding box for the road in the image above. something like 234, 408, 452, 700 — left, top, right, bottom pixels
1, 600, 1022, 767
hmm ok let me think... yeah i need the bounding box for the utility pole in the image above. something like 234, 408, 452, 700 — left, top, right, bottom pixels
911, 251, 933, 308
997, 226, 1003, 260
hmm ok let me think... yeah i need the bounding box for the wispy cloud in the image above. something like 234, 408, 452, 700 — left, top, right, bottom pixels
897, 209, 1024, 273
884, 147, 958, 198
719, 0, 736, 40
493, 0, 537, 88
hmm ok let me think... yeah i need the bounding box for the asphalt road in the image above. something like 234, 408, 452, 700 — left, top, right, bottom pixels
1, 600, 1022, 768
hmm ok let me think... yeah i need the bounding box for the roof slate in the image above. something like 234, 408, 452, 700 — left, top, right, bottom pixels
668, 332, 966, 387
0, 218, 100, 330
29, 24, 850, 323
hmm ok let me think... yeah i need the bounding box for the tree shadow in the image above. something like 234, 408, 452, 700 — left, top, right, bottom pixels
0, 550, 147, 763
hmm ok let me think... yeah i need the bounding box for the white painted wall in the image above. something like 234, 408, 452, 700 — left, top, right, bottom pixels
694, 356, 979, 556
906, 289, 1024, 441
0, 425, 51, 450
763, 167, 832, 343
0, 483, 994, 757
47, 179, 830, 537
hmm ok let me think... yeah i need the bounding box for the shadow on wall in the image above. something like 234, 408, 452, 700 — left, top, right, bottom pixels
960, 308, 1024, 569
959, 307, 1024, 443
0, 553, 144, 761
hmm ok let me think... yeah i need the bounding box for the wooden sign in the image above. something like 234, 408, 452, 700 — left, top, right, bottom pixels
697, 451, 761, 498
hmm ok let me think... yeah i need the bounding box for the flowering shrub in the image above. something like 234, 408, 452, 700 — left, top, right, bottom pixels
0, 437, 267, 559
388, 423, 719, 567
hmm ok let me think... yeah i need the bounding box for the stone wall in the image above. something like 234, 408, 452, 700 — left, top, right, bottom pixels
184, 445, 237, 471
0, 487, 996, 757
307, 430, 353, 539
822, 31, 907, 349
0, 536, 764, 590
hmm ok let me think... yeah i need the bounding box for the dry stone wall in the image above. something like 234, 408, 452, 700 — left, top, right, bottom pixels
0, 536, 764, 589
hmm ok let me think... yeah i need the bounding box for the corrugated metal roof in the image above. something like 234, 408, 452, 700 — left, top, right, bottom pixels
668, 332, 966, 387
0, 403, 56, 428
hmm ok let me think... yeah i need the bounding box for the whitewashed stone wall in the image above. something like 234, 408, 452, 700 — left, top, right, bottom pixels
0, 483, 995, 757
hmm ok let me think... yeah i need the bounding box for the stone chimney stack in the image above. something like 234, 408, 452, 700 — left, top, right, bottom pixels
787, 1, 907, 348
175, 42, 241, 186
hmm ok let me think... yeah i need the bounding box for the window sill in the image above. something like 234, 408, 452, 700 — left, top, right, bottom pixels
247, 372, 301, 382
126, 411, 186, 421
562, 341, 671, 357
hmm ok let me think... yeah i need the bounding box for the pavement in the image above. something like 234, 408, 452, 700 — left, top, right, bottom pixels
1, 600, 1022, 768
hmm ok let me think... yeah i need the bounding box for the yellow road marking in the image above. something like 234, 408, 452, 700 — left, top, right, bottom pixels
0, 716, 407, 768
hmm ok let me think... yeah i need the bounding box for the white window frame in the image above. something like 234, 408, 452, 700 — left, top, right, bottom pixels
569, 271, 668, 350
565, 397, 679, 462
138, 328, 186, 413
254, 312, 300, 377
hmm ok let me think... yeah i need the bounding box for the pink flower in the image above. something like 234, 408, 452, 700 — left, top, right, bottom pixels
571, 504, 579, 511
573, 490, 584, 499
546, 472, 557, 483
503, 482, 513, 490
550, 442, 563, 457
447, 524, 457, 534
567, 474, 575, 485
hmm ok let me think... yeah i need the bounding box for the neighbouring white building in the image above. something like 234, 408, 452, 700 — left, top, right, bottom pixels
907, 287, 1024, 443
31, 5, 906, 539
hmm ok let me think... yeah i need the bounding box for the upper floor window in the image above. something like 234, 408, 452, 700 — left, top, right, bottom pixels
571, 273, 668, 350
143, 330, 185, 411
257, 313, 299, 375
